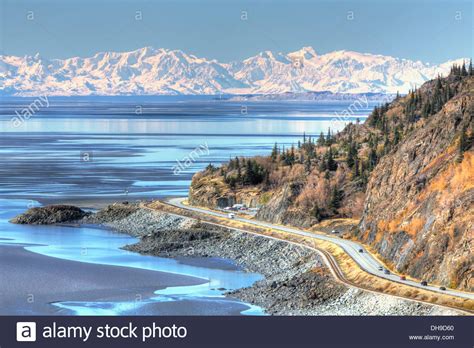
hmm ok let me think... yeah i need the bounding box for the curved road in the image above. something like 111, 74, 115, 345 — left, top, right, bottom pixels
167, 197, 474, 302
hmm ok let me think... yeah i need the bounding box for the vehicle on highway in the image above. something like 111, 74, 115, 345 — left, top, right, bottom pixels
400, 276, 406, 281
331, 229, 339, 234
223, 207, 232, 211
228, 213, 235, 219
439, 286, 446, 291
384, 269, 390, 275
358, 248, 363, 253
421, 280, 428, 286
378, 266, 383, 271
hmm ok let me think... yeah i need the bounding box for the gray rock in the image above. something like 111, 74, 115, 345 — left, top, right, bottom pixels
10, 205, 89, 225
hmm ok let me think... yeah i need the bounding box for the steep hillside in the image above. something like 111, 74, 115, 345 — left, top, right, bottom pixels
358, 75, 474, 291
189, 64, 474, 290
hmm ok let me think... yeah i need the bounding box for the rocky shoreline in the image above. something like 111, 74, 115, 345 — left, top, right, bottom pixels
11, 203, 461, 315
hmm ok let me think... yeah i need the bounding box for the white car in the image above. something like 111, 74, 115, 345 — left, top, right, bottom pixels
228, 213, 235, 219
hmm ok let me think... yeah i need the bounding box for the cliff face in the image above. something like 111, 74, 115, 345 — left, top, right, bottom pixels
189, 170, 263, 208
358, 77, 474, 290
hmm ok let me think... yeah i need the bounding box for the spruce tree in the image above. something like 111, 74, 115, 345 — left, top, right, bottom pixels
346, 142, 358, 168
311, 204, 322, 221
317, 132, 326, 146
457, 126, 467, 162
329, 186, 342, 211
353, 156, 360, 177
368, 147, 378, 170
393, 126, 401, 145
304, 156, 311, 172
271, 142, 278, 162
326, 147, 337, 171
326, 128, 332, 146
461, 61, 468, 76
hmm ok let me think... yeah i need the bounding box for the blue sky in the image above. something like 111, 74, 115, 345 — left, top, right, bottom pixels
0, 0, 472, 63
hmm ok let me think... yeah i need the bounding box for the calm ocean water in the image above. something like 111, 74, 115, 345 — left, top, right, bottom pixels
0, 96, 374, 315
0, 96, 373, 201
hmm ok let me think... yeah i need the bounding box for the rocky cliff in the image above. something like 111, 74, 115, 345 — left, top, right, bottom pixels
358, 76, 474, 290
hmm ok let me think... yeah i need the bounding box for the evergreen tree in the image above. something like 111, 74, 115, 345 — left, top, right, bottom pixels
317, 132, 326, 146
326, 147, 337, 171
445, 84, 451, 102
243, 159, 267, 185
289, 145, 296, 165
393, 126, 401, 145
271, 142, 278, 162
368, 147, 378, 170
461, 61, 468, 76
329, 186, 343, 211
353, 156, 360, 177
469, 59, 473, 76
346, 142, 358, 168
206, 163, 215, 172
383, 134, 391, 155
457, 126, 467, 162
237, 162, 242, 184
326, 128, 332, 146
311, 204, 322, 221
319, 157, 327, 171
304, 156, 311, 172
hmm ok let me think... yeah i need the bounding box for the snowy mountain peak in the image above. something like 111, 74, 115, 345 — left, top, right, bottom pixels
0, 46, 467, 96
288, 46, 317, 60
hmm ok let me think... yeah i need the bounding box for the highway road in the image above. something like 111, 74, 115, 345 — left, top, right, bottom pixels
167, 197, 474, 302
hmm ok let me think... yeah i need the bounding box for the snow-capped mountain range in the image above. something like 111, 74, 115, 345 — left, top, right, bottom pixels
0, 46, 467, 96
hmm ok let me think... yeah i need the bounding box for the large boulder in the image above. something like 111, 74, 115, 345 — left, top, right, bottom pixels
10, 205, 89, 224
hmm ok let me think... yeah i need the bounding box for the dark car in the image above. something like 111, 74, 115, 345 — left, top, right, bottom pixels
358, 249, 364, 253
378, 266, 384, 271
439, 286, 446, 291
421, 281, 428, 286
384, 269, 390, 275
400, 276, 406, 281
